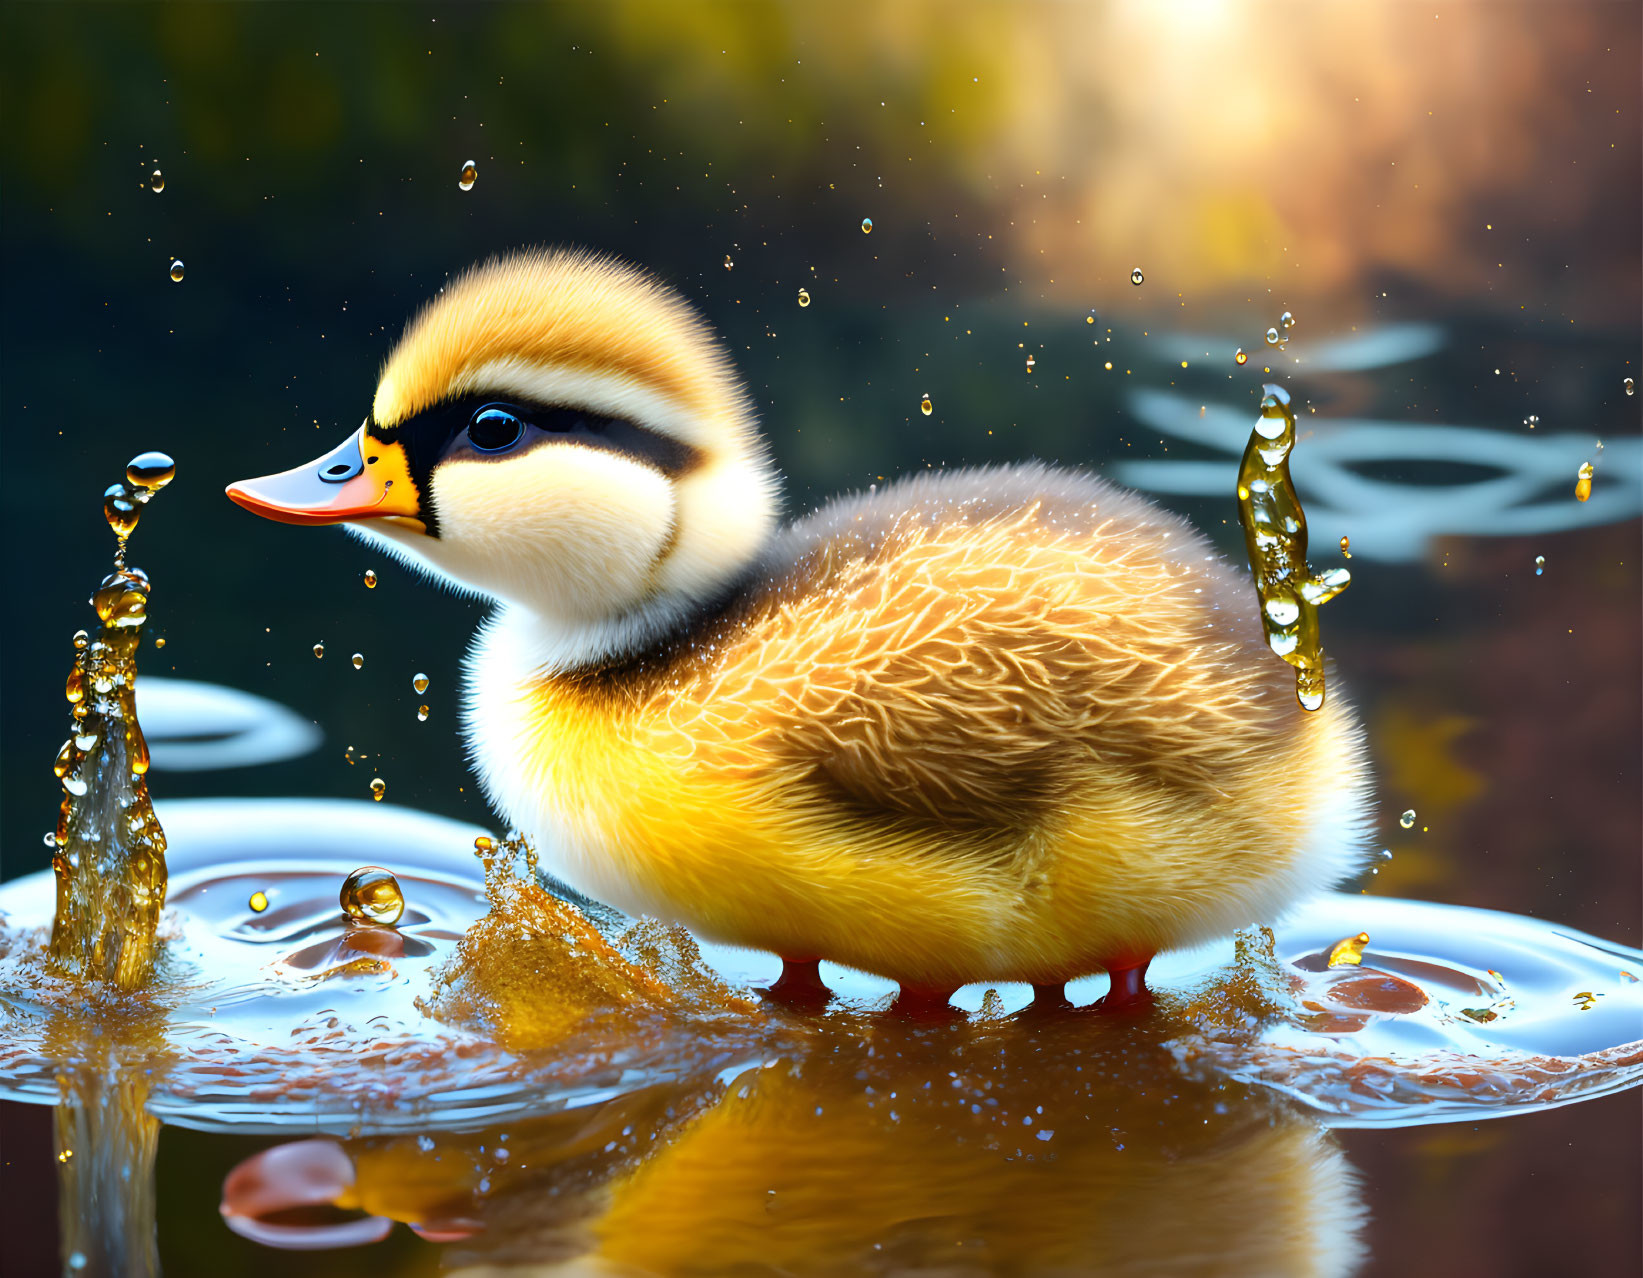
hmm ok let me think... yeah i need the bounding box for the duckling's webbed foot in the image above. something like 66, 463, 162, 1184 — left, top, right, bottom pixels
891, 983, 962, 1020
759, 957, 832, 1010
1094, 955, 1154, 1014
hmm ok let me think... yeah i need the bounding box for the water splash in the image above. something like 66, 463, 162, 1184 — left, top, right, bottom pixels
1235, 385, 1350, 711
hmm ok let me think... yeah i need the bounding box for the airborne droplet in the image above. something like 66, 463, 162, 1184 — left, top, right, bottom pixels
103, 485, 140, 541
1130, 268, 1143, 286
125, 451, 176, 492
149, 168, 164, 193
1327, 932, 1370, 968
723, 255, 733, 271
363, 570, 377, 589
369, 777, 386, 802
416, 705, 429, 722
248, 891, 268, 914
169, 259, 184, 283
1265, 327, 1280, 346
1025, 354, 1036, 372
458, 160, 477, 192
313, 642, 325, 659
797, 288, 811, 308
1399, 809, 1416, 829
1235, 348, 1247, 366
1625, 377, 1635, 396
1534, 554, 1545, 576
1339, 535, 1351, 558
1575, 461, 1594, 502
860, 217, 873, 234
412, 673, 430, 694
1280, 311, 1295, 331
351, 653, 364, 670
339, 866, 404, 925
920, 394, 933, 417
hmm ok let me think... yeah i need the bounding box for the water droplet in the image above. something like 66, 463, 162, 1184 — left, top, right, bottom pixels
1625, 377, 1635, 396
860, 217, 873, 234
1399, 809, 1416, 829
154, 637, 165, 649
1575, 461, 1594, 502
723, 254, 733, 270
797, 288, 811, 308
1085, 315, 1095, 325
369, 777, 386, 802
351, 653, 364, 670
313, 642, 325, 659
72, 629, 89, 651
1235, 348, 1247, 366
168, 259, 184, 283
104, 484, 140, 541
248, 891, 268, 913
920, 394, 933, 417
363, 570, 377, 589
1534, 555, 1545, 576
149, 169, 164, 193
1573, 990, 1601, 1011
339, 865, 403, 925
1130, 268, 1143, 286
1265, 327, 1280, 346
1025, 354, 1036, 371
125, 451, 175, 492
1327, 932, 1370, 967
458, 160, 477, 192
1280, 311, 1295, 331
474, 835, 494, 854
1339, 535, 1352, 558
1525, 414, 1540, 429
416, 705, 429, 722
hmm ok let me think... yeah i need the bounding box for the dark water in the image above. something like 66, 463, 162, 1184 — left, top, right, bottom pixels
2, 4, 1640, 1275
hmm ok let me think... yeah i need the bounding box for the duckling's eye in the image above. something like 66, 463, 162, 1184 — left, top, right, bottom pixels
467, 406, 527, 453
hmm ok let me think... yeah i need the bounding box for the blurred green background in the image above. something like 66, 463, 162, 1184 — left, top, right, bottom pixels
1, 3, 1639, 1275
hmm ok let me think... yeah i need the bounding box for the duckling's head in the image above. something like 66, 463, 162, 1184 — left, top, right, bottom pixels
228, 249, 780, 668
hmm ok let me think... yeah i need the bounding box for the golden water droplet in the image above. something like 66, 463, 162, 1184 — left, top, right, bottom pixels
416, 705, 429, 722
1280, 311, 1295, 331
1085, 315, 1094, 325
1399, 809, 1416, 829
723, 254, 733, 270
1525, 414, 1539, 428
1575, 461, 1594, 502
248, 891, 268, 913
1025, 354, 1036, 371
125, 451, 175, 492
458, 160, 478, 191
72, 630, 89, 650
1235, 348, 1248, 366
1624, 377, 1635, 396
149, 168, 164, 193
1573, 990, 1600, 1011
797, 288, 811, 307
154, 637, 165, 649
412, 673, 430, 694
1327, 932, 1370, 967
1339, 535, 1351, 558
1130, 268, 1143, 286
103, 484, 140, 540
313, 642, 325, 658
168, 259, 184, 283
369, 777, 386, 802
920, 394, 933, 417
1534, 555, 1545, 576
339, 865, 403, 925
1265, 327, 1280, 346
474, 835, 494, 854
363, 570, 377, 589
860, 217, 873, 234
351, 653, 364, 670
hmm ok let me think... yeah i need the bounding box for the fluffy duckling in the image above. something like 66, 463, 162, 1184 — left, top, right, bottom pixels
228, 249, 1371, 1010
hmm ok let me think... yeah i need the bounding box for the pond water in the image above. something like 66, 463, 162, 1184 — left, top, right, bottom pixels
2, 5, 1639, 1276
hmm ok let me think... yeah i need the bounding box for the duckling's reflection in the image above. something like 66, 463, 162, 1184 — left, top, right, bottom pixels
226, 1000, 1366, 1277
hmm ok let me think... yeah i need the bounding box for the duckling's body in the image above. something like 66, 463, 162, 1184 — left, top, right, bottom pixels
229, 249, 1370, 1003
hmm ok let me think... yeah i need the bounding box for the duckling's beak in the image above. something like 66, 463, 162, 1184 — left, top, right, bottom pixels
226, 426, 426, 533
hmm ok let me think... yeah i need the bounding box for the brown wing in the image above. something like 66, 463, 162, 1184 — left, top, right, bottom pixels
675, 468, 1291, 833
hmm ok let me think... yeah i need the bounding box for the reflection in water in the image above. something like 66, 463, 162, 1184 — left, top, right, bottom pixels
1118, 388, 1643, 563
134, 678, 322, 771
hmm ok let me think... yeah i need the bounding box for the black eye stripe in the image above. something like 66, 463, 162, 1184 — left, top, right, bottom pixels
370, 395, 704, 538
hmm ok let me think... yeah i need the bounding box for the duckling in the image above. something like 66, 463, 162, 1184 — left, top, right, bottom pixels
227, 249, 1371, 1010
